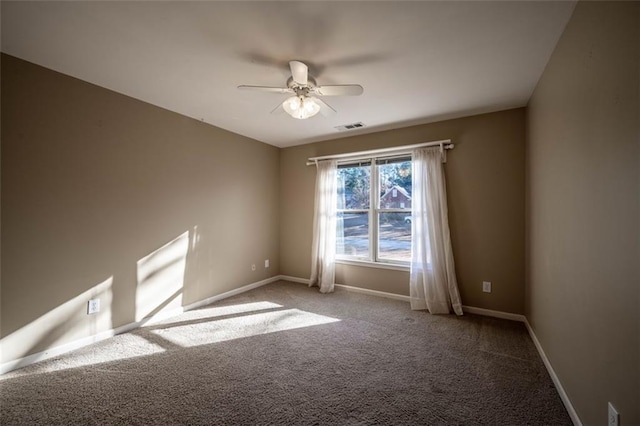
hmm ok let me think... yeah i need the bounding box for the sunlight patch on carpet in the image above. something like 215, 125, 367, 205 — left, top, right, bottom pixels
1, 334, 165, 379
145, 301, 285, 327
150, 308, 340, 347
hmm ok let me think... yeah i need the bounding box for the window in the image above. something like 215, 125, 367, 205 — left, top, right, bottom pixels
336, 156, 412, 265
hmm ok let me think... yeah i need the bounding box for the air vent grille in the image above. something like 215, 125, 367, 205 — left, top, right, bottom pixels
334, 122, 366, 131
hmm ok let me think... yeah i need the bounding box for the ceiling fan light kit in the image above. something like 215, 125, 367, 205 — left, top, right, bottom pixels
238, 60, 363, 120
283, 96, 321, 119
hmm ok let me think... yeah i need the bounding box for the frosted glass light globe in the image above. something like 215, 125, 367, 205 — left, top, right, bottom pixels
283, 96, 320, 119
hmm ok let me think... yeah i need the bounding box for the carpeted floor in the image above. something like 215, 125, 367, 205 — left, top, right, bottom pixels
0, 280, 571, 425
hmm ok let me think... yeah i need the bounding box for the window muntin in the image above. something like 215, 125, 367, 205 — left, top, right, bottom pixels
336, 157, 412, 265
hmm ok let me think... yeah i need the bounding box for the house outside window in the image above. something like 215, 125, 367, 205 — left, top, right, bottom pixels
336, 156, 412, 265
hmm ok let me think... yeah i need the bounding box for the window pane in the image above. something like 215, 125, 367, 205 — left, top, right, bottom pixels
378, 162, 412, 209
378, 212, 411, 262
337, 165, 370, 210
337, 212, 369, 258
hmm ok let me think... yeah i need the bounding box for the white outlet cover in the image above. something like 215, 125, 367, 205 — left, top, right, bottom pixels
265, 259, 269, 268
251, 264, 256, 271
482, 281, 492, 293
87, 298, 100, 314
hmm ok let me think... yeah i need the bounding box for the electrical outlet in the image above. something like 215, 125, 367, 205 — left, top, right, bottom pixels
608, 402, 619, 426
251, 264, 256, 271
482, 281, 492, 293
87, 298, 100, 315
265, 259, 270, 268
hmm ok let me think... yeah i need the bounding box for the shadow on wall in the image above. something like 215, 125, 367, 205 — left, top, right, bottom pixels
1, 228, 200, 372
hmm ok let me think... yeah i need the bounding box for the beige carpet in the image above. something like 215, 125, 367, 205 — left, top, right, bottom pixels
0, 280, 571, 425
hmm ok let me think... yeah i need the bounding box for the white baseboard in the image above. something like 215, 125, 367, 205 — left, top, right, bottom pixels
182, 276, 281, 312
279, 275, 411, 302
280, 276, 529, 318
278, 275, 310, 285
524, 319, 582, 426
0, 275, 281, 376
1, 328, 117, 376
461, 305, 526, 322
335, 284, 411, 302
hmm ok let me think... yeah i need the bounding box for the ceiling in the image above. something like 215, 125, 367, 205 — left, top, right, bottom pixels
1, 1, 576, 148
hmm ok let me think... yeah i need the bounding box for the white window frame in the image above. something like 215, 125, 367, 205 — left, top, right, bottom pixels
336, 156, 412, 267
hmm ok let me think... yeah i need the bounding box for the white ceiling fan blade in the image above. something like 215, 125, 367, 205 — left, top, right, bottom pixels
313, 97, 337, 117
289, 61, 308, 85
270, 102, 286, 115
314, 85, 364, 96
238, 85, 293, 94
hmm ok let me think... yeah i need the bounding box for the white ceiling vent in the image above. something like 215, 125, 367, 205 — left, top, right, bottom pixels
334, 122, 366, 132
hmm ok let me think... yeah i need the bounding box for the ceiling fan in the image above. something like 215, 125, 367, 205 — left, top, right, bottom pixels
238, 61, 364, 120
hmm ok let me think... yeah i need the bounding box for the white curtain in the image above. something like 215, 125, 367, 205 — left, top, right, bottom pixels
410, 147, 463, 315
309, 160, 338, 293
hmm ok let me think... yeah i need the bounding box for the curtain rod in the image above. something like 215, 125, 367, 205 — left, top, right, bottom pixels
306, 139, 453, 166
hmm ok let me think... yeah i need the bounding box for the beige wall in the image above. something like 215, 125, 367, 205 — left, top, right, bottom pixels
526, 1, 639, 425
0, 54, 280, 365
280, 108, 526, 314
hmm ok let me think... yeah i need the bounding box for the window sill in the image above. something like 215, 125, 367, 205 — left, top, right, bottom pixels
335, 258, 410, 272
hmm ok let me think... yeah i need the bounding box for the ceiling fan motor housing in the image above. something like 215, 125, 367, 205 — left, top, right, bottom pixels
287, 76, 317, 91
